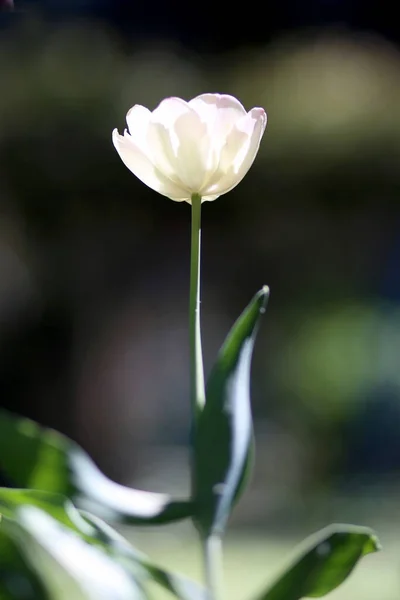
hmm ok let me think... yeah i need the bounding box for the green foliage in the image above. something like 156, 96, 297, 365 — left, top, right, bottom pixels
81, 512, 209, 600
0, 488, 208, 600
0, 411, 192, 526
0, 489, 145, 599
0, 282, 383, 600
193, 287, 269, 538
0, 526, 48, 600
255, 524, 380, 600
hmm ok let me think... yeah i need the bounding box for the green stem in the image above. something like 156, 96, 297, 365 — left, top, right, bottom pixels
189, 193, 206, 420
204, 535, 223, 600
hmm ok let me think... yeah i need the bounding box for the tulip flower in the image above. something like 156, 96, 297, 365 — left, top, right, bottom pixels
113, 93, 267, 431
112, 93, 266, 203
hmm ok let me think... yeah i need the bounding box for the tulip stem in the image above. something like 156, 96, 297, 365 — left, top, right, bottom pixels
204, 534, 223, 600
189, 193, 206, 420
191, 195, 222, 598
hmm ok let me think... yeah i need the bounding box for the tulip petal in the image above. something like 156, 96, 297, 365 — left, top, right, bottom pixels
147, 98, 203, 189
232, 107, 267, 181
112, 129, 190, 200
190, 94, 250, 190
126, 105, 152, 154
150, 97, 192, 161
149, 97, 212, 191
172, 111, 210, 190
152, 97, 191, 128
200, 193, 220, 202
190, 94, 246, 141
203, 107, 267, 197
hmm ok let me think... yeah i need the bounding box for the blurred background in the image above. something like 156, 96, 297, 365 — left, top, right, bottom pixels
1, 0, 400, 598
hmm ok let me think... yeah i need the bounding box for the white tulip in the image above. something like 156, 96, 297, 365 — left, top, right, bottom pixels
112, 93, 267, 202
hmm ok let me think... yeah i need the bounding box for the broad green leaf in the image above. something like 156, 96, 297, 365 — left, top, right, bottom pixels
0, 488, 146, 599
193, 287, 269, 537
0, 488, 208, 600
0, 526, 48, 600
83, 512, 210, 600
255, 524, 381, 600
0, 488, 100, 535
2, 508, 146, 600
0, 410, 192, 525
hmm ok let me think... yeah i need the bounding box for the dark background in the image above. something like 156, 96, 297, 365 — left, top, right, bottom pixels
1, 6, 400, 591
3, 1, 400, 51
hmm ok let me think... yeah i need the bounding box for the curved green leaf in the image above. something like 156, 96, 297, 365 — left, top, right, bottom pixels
0, 488, 147, 599
255, 524, 381, 600
83, 512, 210, 600
0, 488, 208, 600
0, 488, 99, 534
193, 286, 269, 537
0, 526, 48, 600
0, 410, 192, 525
2, 508, 146, 600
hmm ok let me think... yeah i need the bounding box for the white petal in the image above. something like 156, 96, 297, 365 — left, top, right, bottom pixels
203, 107, 267, 197
149, 97, 191, 160
152, 97, 190, 126
189, 93, 246, 140
147, 122, 183, 183
112, 129, 189, 200
189, 94, 249, 189
200, 193, 221, 202
150, 97, 211, 191
126, 105, 152, 154
172, 111, 211, 190
233, 107, 267, 179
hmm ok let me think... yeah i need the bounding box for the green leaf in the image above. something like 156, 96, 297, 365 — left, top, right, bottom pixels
0, 488, 208, 600
0, 488, 100, 534
1, 508, 146, 600
0, 488, 147, 599
0, 410, 192, 525
255, 524, 381, 600
83, 512, 210, 600
193, 286, 269, 537
0, 526, 48, 600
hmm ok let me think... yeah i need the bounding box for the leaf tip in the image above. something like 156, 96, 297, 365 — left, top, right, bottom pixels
364, 532, 382, 554
258, 285, 270, 313
261, 284, 269, 296
323, 523, 382, 555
